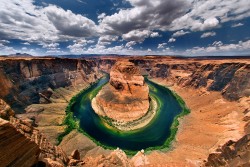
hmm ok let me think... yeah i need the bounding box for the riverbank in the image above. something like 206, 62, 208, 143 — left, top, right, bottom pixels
146, 78, 248, 166
57, 76, 107, 144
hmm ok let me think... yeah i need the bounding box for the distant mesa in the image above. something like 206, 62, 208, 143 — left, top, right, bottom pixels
92, 60, 150, 123
7, 53, 33, 57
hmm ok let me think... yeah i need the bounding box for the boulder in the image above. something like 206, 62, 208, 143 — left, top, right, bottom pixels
70, 149, 81, 160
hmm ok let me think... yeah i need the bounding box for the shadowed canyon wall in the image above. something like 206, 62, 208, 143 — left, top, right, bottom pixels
0, 58, 115, 112
0, 57, 249, 166
1, 57, 249, 114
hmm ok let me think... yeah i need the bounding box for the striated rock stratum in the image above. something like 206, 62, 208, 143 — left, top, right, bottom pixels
92, 61, 150, 122
0, 56, 249, 166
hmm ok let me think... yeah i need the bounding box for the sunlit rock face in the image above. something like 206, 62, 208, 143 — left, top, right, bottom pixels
92, 61, 150, 122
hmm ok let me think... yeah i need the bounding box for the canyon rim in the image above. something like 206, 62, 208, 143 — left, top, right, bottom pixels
0, 56, 249, 166
1, 0, 250, 166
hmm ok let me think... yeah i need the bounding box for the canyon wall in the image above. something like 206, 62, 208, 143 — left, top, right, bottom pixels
1, 57, 248, 114
0, 58, 115, 112
131, 58, 250, 101
0, 56, 249, 166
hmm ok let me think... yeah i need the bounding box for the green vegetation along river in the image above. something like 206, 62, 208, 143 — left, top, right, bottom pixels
67, 76, 189, 154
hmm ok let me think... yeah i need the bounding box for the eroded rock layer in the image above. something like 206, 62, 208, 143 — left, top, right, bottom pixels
0, 58, 115, 113
205, 134, 250, 167
0, 56, 249, 166
92, 61, 150, 122
0, 118, 40, 167
0, 99, 14, 119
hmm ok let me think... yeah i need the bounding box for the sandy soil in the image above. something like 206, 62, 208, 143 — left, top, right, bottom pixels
147, 78, 248, 166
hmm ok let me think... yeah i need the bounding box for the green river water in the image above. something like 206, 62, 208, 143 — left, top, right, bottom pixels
69, 77, 189, 154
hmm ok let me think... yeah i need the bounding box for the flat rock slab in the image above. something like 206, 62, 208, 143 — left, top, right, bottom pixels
37, 125, 66, 145
59, 130, 98, 158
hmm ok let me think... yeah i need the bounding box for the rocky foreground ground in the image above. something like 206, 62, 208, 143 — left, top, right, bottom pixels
0, 56, 249, 166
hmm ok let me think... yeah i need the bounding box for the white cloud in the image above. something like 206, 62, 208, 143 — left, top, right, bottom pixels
125, 41, 137, 48
99, 0, 190, 35
98, 13, 106, 22
68, 39, 95, 53
22, 42, 31, 45
102, 0, 250, 35
0, 40, 10, 44
46, 50, 64, 54
122, 30, 151, 42
0, 1, 98, 43
0, 0, 58, 42
169, 0, 250, 32
44, 5, 98, 38
186, 40, 250, 55
98, 35, 119, 46
65, 42, 170, 55
172, 30, 189, 37
40, 42, 60, 49
76, 0, 86, 4
191, 18, 220, 31
201, 31, 216, 38
0, 42, 39, 55
0, 44, 16, 55
212, 41, 223, 47
122, 30, 161, 42
67, 43, 85, 53
38, 42, 63, 54
168, 38, 176, 43
231, 23, 244, 28
73, 39, 95, 45
150, 32, 160, 38
157, 43, 167, 49
1, 0, 250, 56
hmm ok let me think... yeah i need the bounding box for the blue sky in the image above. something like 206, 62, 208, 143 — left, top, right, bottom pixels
0, 0, 250, 56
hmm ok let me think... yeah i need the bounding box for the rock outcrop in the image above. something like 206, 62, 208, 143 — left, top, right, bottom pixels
0, 118, 40, 166
205, 134, 250, 167
92, 61, 150, 122
4, 116, 69, 166
0, 98, 14, 119
0, 58, 109, 112
82, 148, 130, 167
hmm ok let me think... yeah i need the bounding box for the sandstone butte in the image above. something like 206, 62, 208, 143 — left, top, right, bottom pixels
92, 60, 150, 122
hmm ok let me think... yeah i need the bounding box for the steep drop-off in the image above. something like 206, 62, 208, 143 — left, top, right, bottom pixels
0, 56, 249, 166
131, 58, 250, 100
0, 58, 115, 112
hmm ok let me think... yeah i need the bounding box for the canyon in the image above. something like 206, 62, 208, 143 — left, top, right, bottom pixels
0, 56, 249, 166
